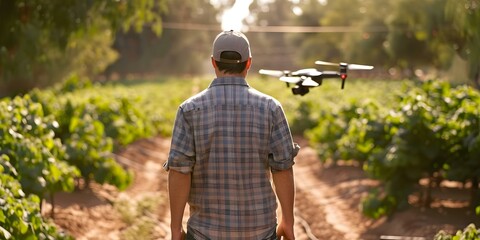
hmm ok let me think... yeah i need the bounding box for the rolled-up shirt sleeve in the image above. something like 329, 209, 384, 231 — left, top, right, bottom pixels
163, 107, 195, 174
268, 104, 299, 172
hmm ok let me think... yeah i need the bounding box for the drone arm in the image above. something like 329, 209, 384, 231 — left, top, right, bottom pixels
319, 71, 341, 79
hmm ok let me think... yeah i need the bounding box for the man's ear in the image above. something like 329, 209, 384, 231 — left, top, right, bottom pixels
211, 57, 217, 68
246, 57, 252, 70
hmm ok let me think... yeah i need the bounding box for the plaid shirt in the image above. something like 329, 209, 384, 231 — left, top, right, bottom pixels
165, 77, 299, 240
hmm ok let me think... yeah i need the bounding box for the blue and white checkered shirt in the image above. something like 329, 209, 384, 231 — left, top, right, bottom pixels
165, 77, 299, 240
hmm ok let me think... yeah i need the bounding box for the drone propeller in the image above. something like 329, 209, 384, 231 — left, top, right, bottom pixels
315, 60, 374, 70
259, 69, 290, 78
314, 60, 338, 67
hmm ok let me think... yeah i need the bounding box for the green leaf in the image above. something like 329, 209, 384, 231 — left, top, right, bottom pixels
69, 117, 80, 133
49, 164, 61, 182
0, 211, 5, 223
18, 218, 29, 234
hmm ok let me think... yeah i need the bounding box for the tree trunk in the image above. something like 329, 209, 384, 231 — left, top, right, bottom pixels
471, 176, 479, 209
424, 172, 434, 208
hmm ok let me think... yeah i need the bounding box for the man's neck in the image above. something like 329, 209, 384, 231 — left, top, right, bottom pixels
217, 74, 244, 78
215, 70, 247, 78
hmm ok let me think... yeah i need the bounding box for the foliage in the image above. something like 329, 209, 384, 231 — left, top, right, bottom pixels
30, 84, 142, 190
303, 78, 406, 162
0, 0, 167, 97
306, 79, 480, 218
445, 0, 480, 87
335, 100, 391, 163
364, 81, 480, 217
287, 0, 479, 84
0, 76, 188, 238
56, 73, 93, 93
289, 101, 320, 135
307, 102, 354, 161
341, 0, 391, 67
0, 95, 80, 198
26, 75, 196, 189
385, 0, 454, 73
59, 105, 134, 190
2, 74, 479, 236
0, 156, 72, 240
434, 223, 480, 240
48, 76, 192, 137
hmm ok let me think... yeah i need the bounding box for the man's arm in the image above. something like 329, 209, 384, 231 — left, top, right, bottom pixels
272, 167, 295, 240
168, 169, 191, 240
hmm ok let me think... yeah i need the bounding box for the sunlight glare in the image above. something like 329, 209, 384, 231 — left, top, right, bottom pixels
292, 6, 303, 16
221, 0, 254, 31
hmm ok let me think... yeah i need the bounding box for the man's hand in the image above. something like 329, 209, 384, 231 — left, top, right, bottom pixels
276, 220, 295, 240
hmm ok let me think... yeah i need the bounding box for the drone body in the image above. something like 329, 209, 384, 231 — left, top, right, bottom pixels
259, 60, 374, 96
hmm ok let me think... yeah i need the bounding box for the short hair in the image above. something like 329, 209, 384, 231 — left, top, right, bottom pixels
215, 51, 248, 74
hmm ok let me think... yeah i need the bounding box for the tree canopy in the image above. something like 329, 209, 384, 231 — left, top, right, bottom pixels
445, 0, 480, 86
287, 0, 479, 85
0, 0, 166, 97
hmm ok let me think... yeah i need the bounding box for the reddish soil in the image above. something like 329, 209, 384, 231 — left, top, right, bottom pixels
45, 136, 479, 240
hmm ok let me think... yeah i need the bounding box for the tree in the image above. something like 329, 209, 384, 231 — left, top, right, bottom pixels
291, 0, 389, 68
341, 0, 392, 69
383, 0, 479, 84
0, 0, 167, 97
445, 0, 480, 87
383, 0, 455, 77
289, 0, 477, 81
289, 0, 330, 67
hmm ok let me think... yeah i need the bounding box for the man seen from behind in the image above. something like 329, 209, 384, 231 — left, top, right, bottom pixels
164, 30, 299, 240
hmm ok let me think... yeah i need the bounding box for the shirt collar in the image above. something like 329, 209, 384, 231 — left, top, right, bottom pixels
209, 76, 250, 88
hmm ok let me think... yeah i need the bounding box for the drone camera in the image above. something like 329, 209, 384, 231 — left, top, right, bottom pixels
292, 86, 309, 96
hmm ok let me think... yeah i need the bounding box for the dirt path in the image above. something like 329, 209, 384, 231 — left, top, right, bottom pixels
47, 136, 478, 240
293, 141, 364, 240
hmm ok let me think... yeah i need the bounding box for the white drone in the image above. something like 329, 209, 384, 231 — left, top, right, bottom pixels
259, 60, 374, 95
